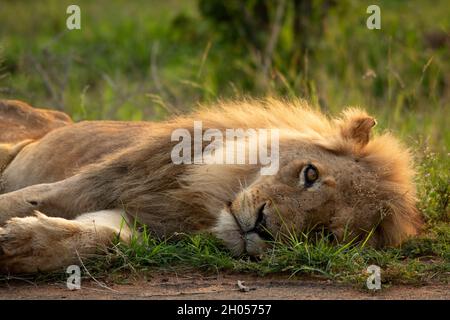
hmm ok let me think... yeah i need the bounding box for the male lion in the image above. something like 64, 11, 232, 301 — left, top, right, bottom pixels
0, 99, 422, 273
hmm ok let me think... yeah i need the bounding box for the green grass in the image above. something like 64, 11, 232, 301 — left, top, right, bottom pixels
0, 0, 448, 286
96, 151, 449, 285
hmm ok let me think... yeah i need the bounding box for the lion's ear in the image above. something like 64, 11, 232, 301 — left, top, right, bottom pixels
338, 108, 376, 146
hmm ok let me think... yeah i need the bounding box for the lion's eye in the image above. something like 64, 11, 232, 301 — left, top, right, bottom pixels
303, 164, 319, 187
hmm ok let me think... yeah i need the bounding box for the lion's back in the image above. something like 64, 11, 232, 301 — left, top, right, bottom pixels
2, 120, 156, 192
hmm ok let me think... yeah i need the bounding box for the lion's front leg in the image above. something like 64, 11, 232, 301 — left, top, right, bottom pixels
0, 182, 68, 225
0, 172, 107, 225
0, 209, 131, 274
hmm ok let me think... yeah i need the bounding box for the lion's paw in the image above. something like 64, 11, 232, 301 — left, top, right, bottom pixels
0, 212, 82, 273
0, 217, 36, 258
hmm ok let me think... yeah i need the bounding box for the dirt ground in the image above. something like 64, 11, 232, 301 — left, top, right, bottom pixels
0, 273, 448, 300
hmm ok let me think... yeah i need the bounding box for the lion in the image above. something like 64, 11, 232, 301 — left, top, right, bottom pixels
0, 99, 422, 273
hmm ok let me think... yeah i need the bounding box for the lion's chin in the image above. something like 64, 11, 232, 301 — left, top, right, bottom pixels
244, 232, 268, 256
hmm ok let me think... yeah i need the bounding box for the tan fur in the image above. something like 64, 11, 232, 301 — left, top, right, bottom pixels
0, 210, 131, 273
0, 140, 32, 172
0, 100, 72, 144
0, 98, 422, 273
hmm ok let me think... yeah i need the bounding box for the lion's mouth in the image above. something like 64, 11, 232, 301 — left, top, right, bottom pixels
211, 204, 270, 257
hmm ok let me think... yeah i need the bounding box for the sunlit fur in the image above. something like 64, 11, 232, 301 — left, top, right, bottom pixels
0, 98, 422, 272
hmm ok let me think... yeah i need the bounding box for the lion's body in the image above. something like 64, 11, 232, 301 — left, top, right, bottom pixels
2, 121, 156, 191
0, 99, 422, 273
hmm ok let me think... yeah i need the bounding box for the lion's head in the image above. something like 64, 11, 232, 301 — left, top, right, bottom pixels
189, 99, 424, 256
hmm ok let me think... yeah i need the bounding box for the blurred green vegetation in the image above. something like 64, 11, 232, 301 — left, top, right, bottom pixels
0, 1, 448, 140
0, 0, 448, 283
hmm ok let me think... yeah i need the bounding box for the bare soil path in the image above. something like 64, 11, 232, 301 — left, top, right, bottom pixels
0, 273, 448, 300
